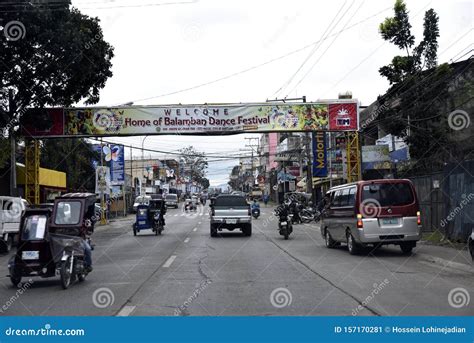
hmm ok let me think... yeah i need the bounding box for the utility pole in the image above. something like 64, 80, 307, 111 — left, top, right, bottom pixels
9, 89, 16, 197
244, 137, 259, 193
100, 138, 106, 225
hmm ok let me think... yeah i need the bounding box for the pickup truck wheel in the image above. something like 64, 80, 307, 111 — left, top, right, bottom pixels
243, 224, 252, 237
400, 243, 414, 255
210, 225, 218, 237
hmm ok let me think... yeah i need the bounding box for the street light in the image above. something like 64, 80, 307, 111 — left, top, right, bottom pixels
141, 135, 149, 195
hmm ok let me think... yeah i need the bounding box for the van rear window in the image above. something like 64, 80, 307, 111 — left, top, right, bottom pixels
362, 183, 414, 206
215, 196, 248, 207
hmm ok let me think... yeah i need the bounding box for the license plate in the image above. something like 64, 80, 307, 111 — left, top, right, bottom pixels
280, 221, 287, 225
22, 251, 39, 260
382, 218, 399, 225
139, 221, 146, 225
226, 219, 237, 224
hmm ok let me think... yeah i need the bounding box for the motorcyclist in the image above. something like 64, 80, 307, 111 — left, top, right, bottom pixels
251, 199, 260, 211
81, 205, 95, 273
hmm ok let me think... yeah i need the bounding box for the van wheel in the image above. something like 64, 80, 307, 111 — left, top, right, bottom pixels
347, 232, 361, 255
325, 231, 337, 248
400, 243, 413, 254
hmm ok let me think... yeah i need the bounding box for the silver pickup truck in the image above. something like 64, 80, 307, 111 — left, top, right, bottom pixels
209, 195, 251, 237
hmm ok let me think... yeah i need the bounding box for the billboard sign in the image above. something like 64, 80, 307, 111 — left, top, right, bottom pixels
95, 166, 111, 195
312, 131, 328, 177
362, 145, 391, 170
23, 101, 359, 137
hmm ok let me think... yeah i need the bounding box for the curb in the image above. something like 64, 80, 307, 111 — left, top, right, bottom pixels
416, 253, 473, 273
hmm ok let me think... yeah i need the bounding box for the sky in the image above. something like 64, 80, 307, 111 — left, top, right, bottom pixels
72, 0, 473, 186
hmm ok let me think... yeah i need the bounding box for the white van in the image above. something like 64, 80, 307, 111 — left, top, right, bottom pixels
0, 196, 29, 252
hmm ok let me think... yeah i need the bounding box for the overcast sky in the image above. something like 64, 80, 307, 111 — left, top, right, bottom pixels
73, 0, 473, 186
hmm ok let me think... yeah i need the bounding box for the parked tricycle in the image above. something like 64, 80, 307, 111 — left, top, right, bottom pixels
8, 193, 96, 289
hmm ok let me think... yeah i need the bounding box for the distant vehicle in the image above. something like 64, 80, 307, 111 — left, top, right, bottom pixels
231, 191, 246, 198
0, 196, 29, 253
209, 195, 251, 237
165, 194, 178, 208
321, 179, 421, 255
133, 195, 151, 213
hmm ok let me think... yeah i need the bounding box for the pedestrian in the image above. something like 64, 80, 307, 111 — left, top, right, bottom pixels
263, 194, 269, 207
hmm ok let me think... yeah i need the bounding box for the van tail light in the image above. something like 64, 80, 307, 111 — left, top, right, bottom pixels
357, 214, 363, 229
417, 211, 421, 225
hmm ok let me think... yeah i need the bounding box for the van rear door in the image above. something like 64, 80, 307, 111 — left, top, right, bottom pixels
360, 181, 418, 229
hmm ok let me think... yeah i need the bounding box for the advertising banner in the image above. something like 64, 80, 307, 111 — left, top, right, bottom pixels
91, 144, 125, 185
362, 145, 391, 170
95, 166, 111, 195
312, 131, 328, 177
24, 101, 357, 137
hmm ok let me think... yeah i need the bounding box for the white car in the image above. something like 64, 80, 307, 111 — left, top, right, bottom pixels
0, 196, 29, 252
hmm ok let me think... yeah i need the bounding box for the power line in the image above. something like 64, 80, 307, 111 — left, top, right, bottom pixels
287, 0, 364, 96
271, 0, 350, 98
123, 6, 392, 104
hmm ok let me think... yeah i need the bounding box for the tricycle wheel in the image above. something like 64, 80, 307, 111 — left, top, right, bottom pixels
133, 227, 137, 236
60, 258, 72, 289
10, 267, 22, 287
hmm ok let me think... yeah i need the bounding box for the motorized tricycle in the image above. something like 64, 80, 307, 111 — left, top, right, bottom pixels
8, 193, 96, 289
133, 199, 166, 236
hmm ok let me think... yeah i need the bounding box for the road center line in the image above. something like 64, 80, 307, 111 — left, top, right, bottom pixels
116, 305, 136, 317
184, 237, 190, 243
193, 227, 197, 232
163, 255, 177, 268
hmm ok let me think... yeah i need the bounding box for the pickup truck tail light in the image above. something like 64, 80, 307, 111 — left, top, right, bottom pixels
356, 214, 363, 229
248, 206, 251, 216
417, 211, 421, 225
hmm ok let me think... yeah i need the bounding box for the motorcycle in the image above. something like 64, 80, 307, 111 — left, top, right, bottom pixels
300, 206, 321, 223
275, 204, 293, 240
251, 207, 260, 219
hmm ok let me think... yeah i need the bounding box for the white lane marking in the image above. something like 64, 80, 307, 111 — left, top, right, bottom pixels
198, 222, 201, 225
116, 305, 136, 317
181, 213, 185, 216
163, 255, 177, 268
184, 237, 190, 243
174, 214, 178, 217
193, 227, 197, 232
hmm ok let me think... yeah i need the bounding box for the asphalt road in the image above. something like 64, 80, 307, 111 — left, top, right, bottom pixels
0, 204, 472, 316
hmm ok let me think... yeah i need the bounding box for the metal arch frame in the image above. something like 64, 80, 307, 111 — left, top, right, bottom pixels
25, 139, 41, 205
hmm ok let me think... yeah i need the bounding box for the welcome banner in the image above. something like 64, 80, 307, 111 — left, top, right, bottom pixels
23, 101, 358, 137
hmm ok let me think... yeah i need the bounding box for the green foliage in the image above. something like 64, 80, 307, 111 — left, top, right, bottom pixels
378, 0, 439, 84
41, 138, 99, 191
374, 1, 464, 172
0, 137, 10, 168
179, 146, 208, 187
0, 1, 114, 132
